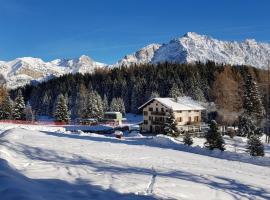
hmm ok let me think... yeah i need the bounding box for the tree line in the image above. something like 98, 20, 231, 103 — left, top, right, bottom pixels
5, 61, 269, 124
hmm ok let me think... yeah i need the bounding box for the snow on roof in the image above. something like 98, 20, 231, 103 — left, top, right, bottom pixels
138, 96, 205, 111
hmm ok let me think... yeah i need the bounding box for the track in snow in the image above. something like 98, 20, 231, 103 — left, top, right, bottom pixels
146, 166, 157, 195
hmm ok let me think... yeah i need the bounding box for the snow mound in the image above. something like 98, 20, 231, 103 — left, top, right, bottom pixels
127, 131, 143, 138
152, 134, 181, 147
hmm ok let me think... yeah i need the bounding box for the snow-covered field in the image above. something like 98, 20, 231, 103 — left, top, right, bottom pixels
1, 123, 270, 200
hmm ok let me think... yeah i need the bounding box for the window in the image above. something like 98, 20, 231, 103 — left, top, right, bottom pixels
188, 117, 192, 122
143, 111, 148, 116
156, 108, 158, 112
188, 110, 191, 113
194, 116, 199, 122
177, 111, 182, 113
177, 117, 182, 122
149, 116, 153, 121
144, 120, 148, 125
149, 107, 153, 111
161, 108, 164, 112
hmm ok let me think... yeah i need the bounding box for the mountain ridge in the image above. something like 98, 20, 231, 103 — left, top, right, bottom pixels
1, 32, 270, 88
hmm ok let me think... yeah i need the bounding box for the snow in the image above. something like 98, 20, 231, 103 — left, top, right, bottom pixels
115, 44, 161, 67
117, 32, 270, 69
1, 123, 270, 199
138, 97, 205, 111
0, 55, 105, 89
2, 32, 270, 89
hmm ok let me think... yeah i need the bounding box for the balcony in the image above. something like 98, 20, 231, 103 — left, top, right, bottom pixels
151, 111, 166, 116
151, 120, 165, 125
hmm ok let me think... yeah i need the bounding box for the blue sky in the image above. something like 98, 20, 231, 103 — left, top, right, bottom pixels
0, 0, 270, 64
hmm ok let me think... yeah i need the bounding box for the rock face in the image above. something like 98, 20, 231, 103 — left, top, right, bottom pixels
117, 32, 270, 69
115, 44, 161, 66
0, 56, 105, 89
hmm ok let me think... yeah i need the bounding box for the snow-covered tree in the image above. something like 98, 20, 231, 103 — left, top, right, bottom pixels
54, 94, 70, 123
85, 91, 104, 118
205, 120, 225, 151
74, 84, 88, 118
110, 97, 126, 115
183, 132, 193, 146
169, 83, 183, 100
150, 91, 160, 99
243, 75, 263, 124
247, 135, 264, 157
103, 95, 109, 112
13, 90, 26, 120
164, 110, 179, 137
238, 115, 262, 138
24, 102, 35, 122
0, 95, 13, 119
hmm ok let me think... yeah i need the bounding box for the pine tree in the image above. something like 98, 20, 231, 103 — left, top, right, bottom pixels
243, 75, 263, 124
247, 135, 264, 156
110, 98, 118, 112
13, 90, 26, 120
75, 84, 88, 118
205, 120, 225, 151
110, 97, 126, 115
238, 115, 262, 138
54, 94, 70, 123
24, 102, 35, 122
150, 91, 160, 99
0, 95, 13, 119
183, 132, 193, 146
169, 83, 183, 100
85, 91, 104, 118
164, 110, 179, 137
118, 98, 126, 115
103, 95, 109, 112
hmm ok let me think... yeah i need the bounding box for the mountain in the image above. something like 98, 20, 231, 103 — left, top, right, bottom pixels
117, 32, 270, 69
2, 32, 270, 89
115, 44, 161, 66
0, 55, 105, 89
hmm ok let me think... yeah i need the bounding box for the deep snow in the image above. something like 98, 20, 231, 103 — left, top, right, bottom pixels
0, 124, 270, 199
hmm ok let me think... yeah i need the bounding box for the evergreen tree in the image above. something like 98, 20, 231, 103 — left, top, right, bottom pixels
24, 102, 35, 122
164, 110, 179, 137
75, 84, 89, 118
131, 82, 143, 113
0, 95, 13, 119
205, 120, 225, 151
110, 97, 126, 115
169, 83, 183, 100
103, 95, 109, 112
118, 98, 126, 115
13, 90, 26, 120
54, 94, 70, 122
243, 75, 263, 124
183, 132, 193, 146
149, 91, 160, 99
85, 91, 104, 118
238, 115, 262, 138
247, 135, 264, 156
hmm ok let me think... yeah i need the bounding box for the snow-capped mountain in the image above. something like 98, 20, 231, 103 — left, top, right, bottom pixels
117, 32, 270, 69
115, 44, 161, 66
2, 32, 270, 89
0, 55, 105, 89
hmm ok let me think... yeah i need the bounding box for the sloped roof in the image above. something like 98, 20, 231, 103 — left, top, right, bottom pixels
138, 97, 205, 111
